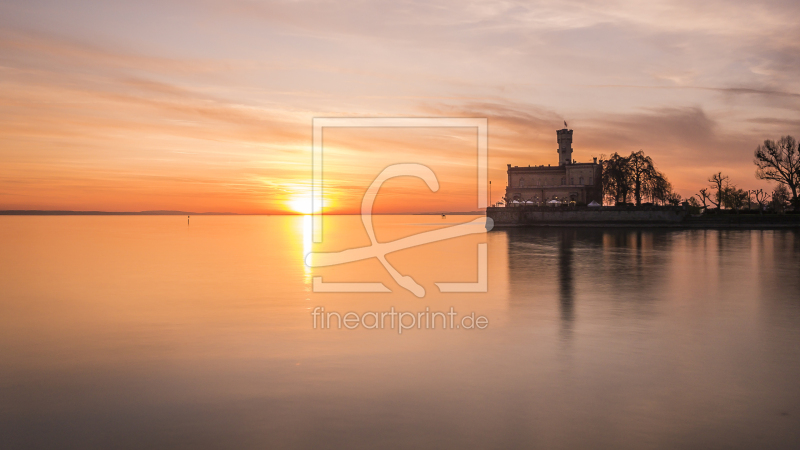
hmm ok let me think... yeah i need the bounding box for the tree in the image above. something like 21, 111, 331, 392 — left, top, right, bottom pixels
752, 189, 770, 214
687, 197, 702, 208
602, 153, 631, 205
771, 184, 790, 213
721, 186, 748, 212
754, 136, 800, 207
649, 174, 672, 205
735, 189, 749, 211
666, 192, 682, 206
719, 185, 735, 210
628, 150, 657, 206
708, 172, 729, 210
696, 188, 712, 209
602, 150, 670, 206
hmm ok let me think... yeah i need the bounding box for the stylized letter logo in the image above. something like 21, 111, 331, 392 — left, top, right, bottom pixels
307, 118, 490, 298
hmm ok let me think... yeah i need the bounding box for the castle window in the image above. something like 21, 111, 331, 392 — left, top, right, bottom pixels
561, 177, 565, 185
579, 176, 584, 185
570, 177, 574, 185
519, 179, 524, 187
589, 177, 593, 185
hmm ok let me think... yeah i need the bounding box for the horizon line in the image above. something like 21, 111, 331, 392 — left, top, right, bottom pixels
0, 210, 486, 216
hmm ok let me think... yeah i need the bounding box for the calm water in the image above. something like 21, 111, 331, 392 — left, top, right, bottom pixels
1, 216, 799, 449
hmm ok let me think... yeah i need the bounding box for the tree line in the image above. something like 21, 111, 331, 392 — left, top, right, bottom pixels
690, 135, 799, 214
601, 150, 681, 206
600, 135, 799, 213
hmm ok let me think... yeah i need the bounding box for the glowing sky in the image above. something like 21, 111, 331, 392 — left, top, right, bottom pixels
1, 0, 798, 213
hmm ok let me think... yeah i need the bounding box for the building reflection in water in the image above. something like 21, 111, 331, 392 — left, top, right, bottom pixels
503, 228, 587, 342
504, 227, 679, 342
557, 229, 574, 339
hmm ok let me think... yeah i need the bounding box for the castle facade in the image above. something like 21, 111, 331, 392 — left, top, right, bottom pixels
505, 128, 603, 205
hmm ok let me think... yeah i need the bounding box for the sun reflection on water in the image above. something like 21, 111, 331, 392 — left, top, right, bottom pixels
302, 215, 312, 289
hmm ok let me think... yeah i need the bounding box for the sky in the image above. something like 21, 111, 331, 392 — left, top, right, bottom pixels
1, 0, 799, 213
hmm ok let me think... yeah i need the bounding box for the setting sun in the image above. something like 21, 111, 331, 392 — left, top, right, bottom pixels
287, 196, 324, 215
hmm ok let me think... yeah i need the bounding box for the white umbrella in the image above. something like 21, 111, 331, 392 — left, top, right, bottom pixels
547, 199, 561, 204
588, 200, 601, 207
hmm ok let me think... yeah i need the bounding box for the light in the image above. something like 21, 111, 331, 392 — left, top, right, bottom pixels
287, 195, 327, 215
288, 197, 311, 214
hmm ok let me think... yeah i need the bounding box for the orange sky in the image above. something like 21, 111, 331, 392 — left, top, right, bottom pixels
1, 0, 799, 213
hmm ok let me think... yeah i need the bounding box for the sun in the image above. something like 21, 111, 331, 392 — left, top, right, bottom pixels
287, 196, 323, 215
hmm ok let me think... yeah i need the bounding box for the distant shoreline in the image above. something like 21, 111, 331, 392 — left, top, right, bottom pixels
0, 210, 485, 216
0, 210, 239, 216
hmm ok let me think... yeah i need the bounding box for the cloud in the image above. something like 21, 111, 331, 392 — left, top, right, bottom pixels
1, 0, 799, 211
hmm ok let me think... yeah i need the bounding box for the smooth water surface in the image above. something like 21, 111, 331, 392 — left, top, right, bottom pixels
1, 216, 799, 449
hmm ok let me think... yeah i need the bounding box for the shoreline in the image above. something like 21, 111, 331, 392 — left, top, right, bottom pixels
486, 205, 800, 229
490, 222, 800, 229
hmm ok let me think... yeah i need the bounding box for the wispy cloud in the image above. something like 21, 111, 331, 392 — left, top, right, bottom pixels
0, 0, 798, 211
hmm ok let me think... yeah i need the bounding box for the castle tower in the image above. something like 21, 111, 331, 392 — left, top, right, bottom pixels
557, 128, 573, 166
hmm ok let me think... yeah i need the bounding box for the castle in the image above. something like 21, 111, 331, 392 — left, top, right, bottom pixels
504, 128, 603, 205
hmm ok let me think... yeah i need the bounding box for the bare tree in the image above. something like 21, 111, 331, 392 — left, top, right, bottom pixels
696, 188, 712, 210
754, 136, 800, 207
752, 189, 770, 214
708, 172, 729, 210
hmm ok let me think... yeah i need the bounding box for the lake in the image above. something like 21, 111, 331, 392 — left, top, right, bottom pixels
1, 215, 799, 449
